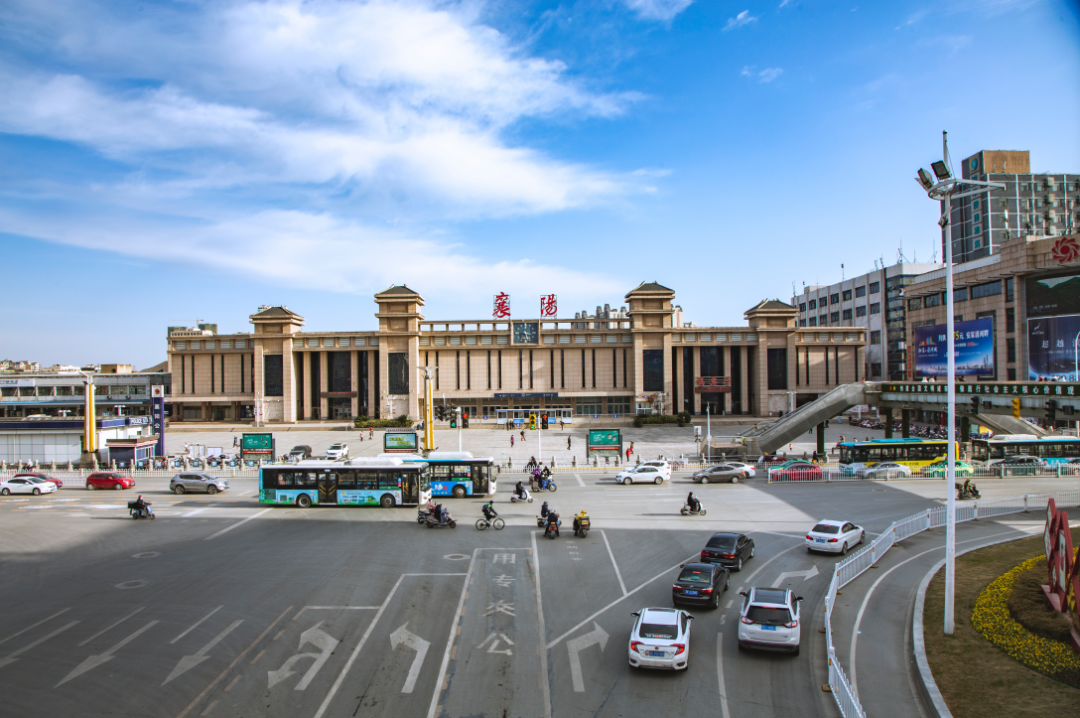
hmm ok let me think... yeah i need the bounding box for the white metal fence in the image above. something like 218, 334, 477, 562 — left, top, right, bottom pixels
821, 488, 1080, 717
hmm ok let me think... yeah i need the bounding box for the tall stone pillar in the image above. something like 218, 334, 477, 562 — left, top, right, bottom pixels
739, 346, 750, 416
350, 350, 360, 418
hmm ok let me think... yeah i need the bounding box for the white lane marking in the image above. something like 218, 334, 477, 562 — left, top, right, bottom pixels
724, 599, 734, 609
737, 541, 806, 587
164, 620, 244, 684
204, 508, 271, 540
568, 623, 609, 692
422, 554, 479, 718
174, 605, 293, 718
600, 530, 628, 596
574, 474, 586, 487
0, 608, 71, 647
315, 575, 409, 718
57, 620, 159, 686
717, 632, 732, 718
291, 606, 380, 622
78, 606, 144, 646
0, 621, 79, 670
185, 509, 207, 517
390, 623, 431, 693
171, 606, 224, 644
848, 527, 1033, 699
531, 531, 553, 718
773, 565, 819, 585
267, 621, 339, 691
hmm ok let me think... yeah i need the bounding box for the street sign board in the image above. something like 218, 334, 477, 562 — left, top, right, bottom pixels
384, 430, 418, 453
241, 432, 274, 458
587, 429, 622, 458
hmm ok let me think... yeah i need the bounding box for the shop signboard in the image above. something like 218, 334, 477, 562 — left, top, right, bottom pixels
694, 376, 731, 393
384, 430, 418, 453
241, 432, 274, 458
913, 317, 994, 378
151, 385, 166, 457
587, 429, 622, 458
882, 381, 1080, 397
0, 378, 35, 387
1028, 314, 1080, 380
1027, 274, 1080, 318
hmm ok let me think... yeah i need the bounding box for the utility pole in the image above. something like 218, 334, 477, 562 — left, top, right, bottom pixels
456, 407, 462, 452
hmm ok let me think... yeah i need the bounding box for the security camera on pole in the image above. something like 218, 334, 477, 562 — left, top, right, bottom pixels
915, 132, 1005, 635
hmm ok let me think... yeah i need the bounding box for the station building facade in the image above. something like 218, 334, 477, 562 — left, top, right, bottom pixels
165, 283, 867, 424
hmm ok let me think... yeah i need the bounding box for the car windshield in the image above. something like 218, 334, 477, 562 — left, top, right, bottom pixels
706, 536, 737, 550
638, 623, 678, 640
678, 568, 712, 583
746, 606, 791, 625
812, 524, 840, 534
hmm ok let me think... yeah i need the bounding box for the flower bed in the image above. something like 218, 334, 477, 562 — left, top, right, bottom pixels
971, 555, 1080, 687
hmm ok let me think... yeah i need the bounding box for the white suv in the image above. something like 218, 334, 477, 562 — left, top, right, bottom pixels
325, 443, 349, 459
615, 462, 670, 485
737, 587, 803, 654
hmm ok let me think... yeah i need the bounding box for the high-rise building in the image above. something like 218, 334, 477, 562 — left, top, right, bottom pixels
943, 150, 1078, 264
793, 261, 941, 380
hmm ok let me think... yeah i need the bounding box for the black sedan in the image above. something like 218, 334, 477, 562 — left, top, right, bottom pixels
699, 532, 755, 571
672, 562, 729, 608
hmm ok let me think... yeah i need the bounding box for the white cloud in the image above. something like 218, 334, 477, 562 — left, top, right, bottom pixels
779, 0, 793, 8
740, 66, 783, 83
723, 10, 758, 31
620, 0, 695, 22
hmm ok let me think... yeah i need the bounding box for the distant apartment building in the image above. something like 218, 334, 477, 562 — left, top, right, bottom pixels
943, 149, 1078, 264
793, 261, 941, 380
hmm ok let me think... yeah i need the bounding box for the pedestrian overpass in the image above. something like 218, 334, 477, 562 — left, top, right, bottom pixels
735, 380, 1078, 456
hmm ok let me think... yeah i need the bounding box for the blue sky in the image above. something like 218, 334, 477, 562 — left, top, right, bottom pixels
1, 0, 1078, 369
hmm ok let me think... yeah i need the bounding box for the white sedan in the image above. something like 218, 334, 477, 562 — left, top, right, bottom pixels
628, 607, 694, 670
805, 520, 865, 555
0, 477, 58, 496
723, 461, 757, 478
615, 464, 668, 485
325, 443, 349, 459
855, 462, 912, 479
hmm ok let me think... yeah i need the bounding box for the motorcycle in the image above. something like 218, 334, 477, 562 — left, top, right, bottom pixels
127, 501, 155, 520
531, 477, 557, 492
680, 503, 707, 516
417, 508, 433, 525
955, 482, 981, 500
425, 512, 457, 529
510, 488, 534, 504
544, 517, 561, 539
573, 515, 591, 538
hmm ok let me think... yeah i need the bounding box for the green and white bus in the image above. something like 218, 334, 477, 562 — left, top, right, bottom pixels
259, 457, 432, 508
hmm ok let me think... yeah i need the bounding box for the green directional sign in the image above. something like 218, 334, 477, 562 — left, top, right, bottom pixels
587, 429, 622, 457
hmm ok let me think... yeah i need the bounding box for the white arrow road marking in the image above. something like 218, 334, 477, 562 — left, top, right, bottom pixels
56, 620, 159, 686
163, 620, 244, 684
567, 622, 609, 692
267, 622, 339, 691
0, 608, 71, 648
0, 621, 79, 670
477, 632, 514, 655
773, 565, 819, 585
390, 623, 431, 693
78, 606, 144, 646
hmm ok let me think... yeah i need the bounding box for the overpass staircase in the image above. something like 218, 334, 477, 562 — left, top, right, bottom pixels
739, 384, 867, 456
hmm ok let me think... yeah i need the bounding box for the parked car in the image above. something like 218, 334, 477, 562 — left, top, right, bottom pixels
671, 562, 729, 608
615, 464, 668, 485
1, 476, 58, 496
325, 443, 349, 459
13, 472, 63, 489
854, 462, 912, 479
737, 587, 803, 654
692, 464, 751, 484
805, 519, 865, 554
699, 532, 755, 571
288, 445, 313, 460
86, 472, 135, 490
170, 473, 230, 495
628, 607, 694, 671
993, 455, 1047, 475
769, 462, 823, 481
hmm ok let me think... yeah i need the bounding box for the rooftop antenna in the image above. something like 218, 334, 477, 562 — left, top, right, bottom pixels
841, 263, 845, 280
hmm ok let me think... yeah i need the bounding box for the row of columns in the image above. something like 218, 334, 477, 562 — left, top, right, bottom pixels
672, 346, 750, 415
297, 350, 377, 420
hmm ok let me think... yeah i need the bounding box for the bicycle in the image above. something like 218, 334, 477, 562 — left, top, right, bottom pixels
475, 516, 505, 530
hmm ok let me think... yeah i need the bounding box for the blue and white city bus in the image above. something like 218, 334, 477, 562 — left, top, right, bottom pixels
384, 452, 497, 498
972, 435, 1080, 465
259, 457, 432, 508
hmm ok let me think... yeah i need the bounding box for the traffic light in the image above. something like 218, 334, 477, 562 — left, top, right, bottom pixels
462, 412, 469, 428
541, 413, 548, 429
529, 413, 537, 430
1011, 397, 1021, 419
970, 396, 979, 415
449, 408, 457, 428
1046, 399, 1057, 423
435, 405, 444, 421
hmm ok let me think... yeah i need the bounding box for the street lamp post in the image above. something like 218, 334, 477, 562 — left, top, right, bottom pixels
916, 131, 1006, 635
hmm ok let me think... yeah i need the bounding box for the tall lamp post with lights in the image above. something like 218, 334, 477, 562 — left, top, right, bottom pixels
915, 131, 1006, 635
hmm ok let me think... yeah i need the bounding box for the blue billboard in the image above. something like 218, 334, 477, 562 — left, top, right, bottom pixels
913, 317, 995, 378
1028, 314, 1080, 381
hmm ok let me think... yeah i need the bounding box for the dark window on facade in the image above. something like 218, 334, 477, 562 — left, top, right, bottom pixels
869, 281, 880, 294
1006, 307, 1015, 334
855, 306, 867, 317
591, 349, 596, 388
971, 281, 1002, 299
799, 303, 806, 312
830, 312, 839, 322
388, 352, 409, 395
683, 348, 693, 413
519, 350, 523, 389
870, 303, 881, 314
842, 309, 853, 320
819, 314, 828, 325
799, 319, 807, 327
435, 352, 439, 390
1005, 277, 1015, 302
855, 286, 866, 298
552, 349, 556, 387
767, 348, 787, 390
819, 297, 827, 307
1007, 368, 1017, 381
328, 351, 351, 393
264, 355, 284, 396
908, 297, 922, 310
924, 294, 941, 308
808, 317, 817, 327
498, 350, 502, 389
643, 350, 664, 391
581, 350, 586, 388
871, 362, 882, 377
613, 349, 618, 388
700, 346, 719, 377
842, 289, 852, 301
458, 350, 462, 390
180, 355, 186, 393
623, 349, 627, 388
870, 330, 881, 344
561, 349, 565, 388
830, 293, 840, 304
809, 299, 817, 309
487, 350, 492, 389
1006, 338, 1016, 363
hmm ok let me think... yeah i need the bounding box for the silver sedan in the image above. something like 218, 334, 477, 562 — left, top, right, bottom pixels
169, 473, 230, 495
855, 462, 912, 479
691, 465, 752, 484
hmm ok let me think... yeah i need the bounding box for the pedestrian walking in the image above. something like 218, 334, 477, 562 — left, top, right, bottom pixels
625, 447, 631, 461
520, 429, 525, 442
369, 427, 374, 440
232, 436, 238, 447
510, 436, 515, 448
629, 441, 634, 455
567, 437, 571, 451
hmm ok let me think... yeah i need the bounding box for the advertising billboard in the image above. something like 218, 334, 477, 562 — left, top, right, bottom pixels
383, 430, 418, 453
587, 429, 622, 458
913, 317, 995, 378
1028, 314, 1080, 380
241, 433, 274, 456
1026, 275, 1080, 318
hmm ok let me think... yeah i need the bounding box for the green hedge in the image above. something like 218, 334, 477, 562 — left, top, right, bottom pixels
633, 412, 691, 428
353, 415, 414, 429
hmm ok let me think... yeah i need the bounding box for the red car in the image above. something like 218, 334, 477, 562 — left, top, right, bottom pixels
86, 472, 135, 490
770, 463, 823, 481
14, 472, 63, 489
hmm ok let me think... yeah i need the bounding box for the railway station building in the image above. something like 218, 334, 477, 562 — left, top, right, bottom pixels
165, 283, 867, 424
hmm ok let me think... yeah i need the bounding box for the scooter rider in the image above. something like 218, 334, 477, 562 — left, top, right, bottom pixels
540, 501, 550, 519
686, 491, 700, 513
133, 495, 151, 518
514, 481, 528, 500
546, 510, 560, 537
573, 509, 588, 533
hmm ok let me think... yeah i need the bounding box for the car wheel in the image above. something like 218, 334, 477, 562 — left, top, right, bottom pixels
452, 485, 467, 499
173, 485, 185, 495
841, 542, 848, 555
750, 545, 755, 558
793, 644, 800, 656
0, 488, 8, 496
737, 641, 745, 652
114, 483, 124, 490
725, 577, 730, 590
207, 485, 218, 495
860, 531, 865, 545
711, 592, 719, 609
730, 476, 739, 484
654, 477, 662, 485
623, 477, 632, 486
735, 557, 743, 571
32, 488, 40, 496
86, 483, 95, 490
700, 476, 709, 484
296, 494, 312, 508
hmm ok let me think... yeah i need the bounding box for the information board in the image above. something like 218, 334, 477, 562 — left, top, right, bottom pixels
241, 432, 274, 458
913, 317, 994, 378
587, 429, 622, 458
384, 430, 419, 453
